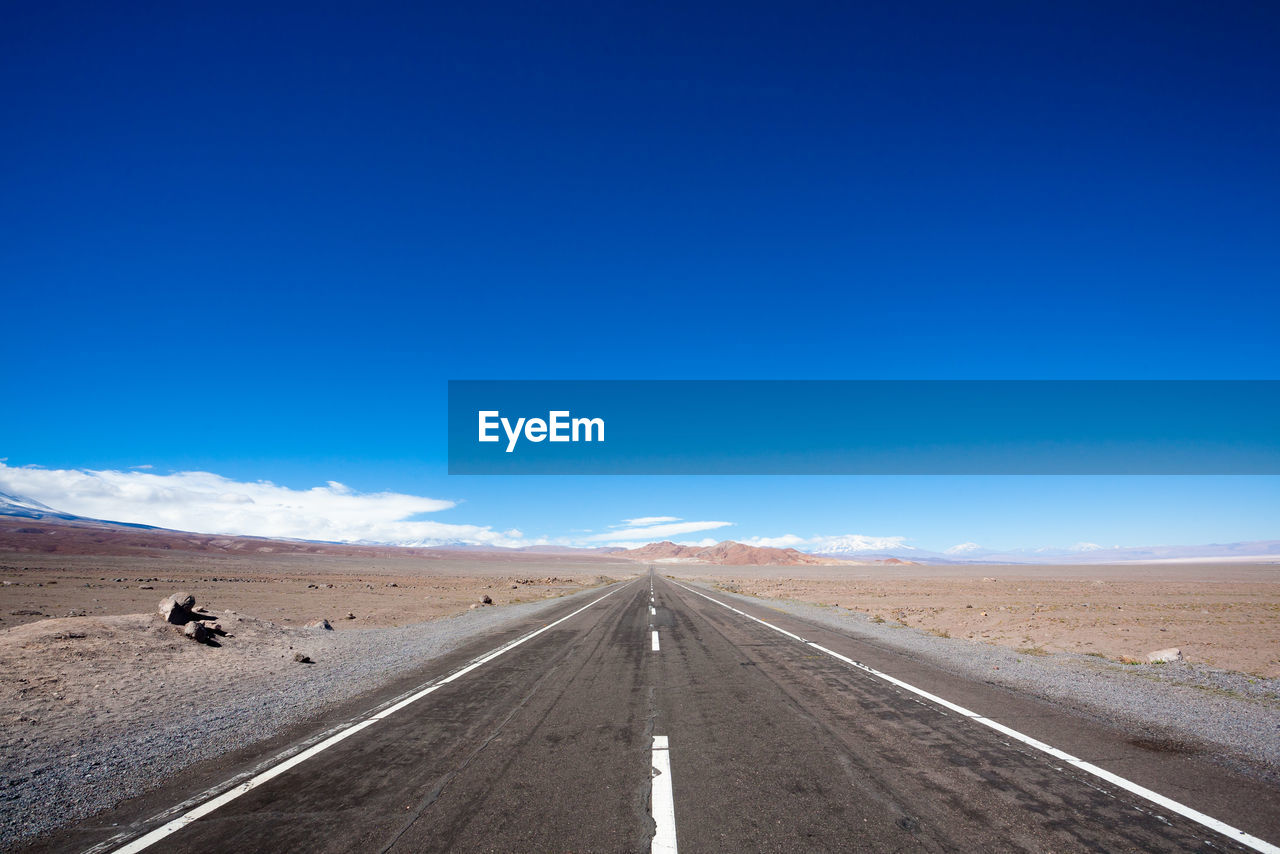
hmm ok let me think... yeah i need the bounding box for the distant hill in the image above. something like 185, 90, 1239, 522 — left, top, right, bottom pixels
423, 543, 626, 556
616, 540, 863, 566
0, 492, 627, 564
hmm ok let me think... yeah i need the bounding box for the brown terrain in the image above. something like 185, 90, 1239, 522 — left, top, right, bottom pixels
657, 562, 1280, 678
0, 515, 621, 563
0, 515, 634, 633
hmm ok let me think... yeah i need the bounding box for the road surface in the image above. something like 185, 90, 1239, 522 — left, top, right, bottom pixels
29, 572, 1280, 853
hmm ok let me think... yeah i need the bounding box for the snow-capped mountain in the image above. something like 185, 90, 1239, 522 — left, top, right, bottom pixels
0, 490, 82, 520
804, 535, 919, 556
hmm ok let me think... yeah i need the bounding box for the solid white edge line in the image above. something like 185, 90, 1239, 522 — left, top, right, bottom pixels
104, 580, 635, 854
651, 735, 678, 853
652, 630, 660, 651
110, 719, 379, 854
670, 581, 1280, 854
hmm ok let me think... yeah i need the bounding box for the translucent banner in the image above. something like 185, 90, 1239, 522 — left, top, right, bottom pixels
447, 380, 1280, 474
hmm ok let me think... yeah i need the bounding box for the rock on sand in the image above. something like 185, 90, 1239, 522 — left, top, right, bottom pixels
158, 592, 197, 625
1147, 647, 1183, 663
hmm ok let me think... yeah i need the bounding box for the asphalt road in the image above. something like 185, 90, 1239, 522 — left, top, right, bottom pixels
29, 572, 1280, 853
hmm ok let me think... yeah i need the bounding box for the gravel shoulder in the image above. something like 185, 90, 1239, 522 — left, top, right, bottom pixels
0, 586, 616, 848
690, 581, 1280, 786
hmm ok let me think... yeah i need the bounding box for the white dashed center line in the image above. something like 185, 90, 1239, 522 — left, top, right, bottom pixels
650, 735, 678, 853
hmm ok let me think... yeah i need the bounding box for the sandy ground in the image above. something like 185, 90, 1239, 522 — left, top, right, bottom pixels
0, 552, 634, 630
0, 554, 631, 746
660, 562, 1280, 678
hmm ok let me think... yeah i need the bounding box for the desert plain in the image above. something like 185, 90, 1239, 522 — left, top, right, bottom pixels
664, 561, 1280, 678
2, 521, 1279, 845
3, 546, 1277, 689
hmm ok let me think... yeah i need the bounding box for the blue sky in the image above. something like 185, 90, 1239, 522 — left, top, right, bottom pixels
2, 2, 1277, 552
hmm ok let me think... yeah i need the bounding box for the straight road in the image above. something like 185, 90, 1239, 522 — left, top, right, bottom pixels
30, 572, 1280, 853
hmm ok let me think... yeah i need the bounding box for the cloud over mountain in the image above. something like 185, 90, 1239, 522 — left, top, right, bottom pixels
0, 462, 522, 547
584, 517, 733, 543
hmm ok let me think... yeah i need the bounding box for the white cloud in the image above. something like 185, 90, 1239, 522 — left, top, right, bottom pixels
0, 462, 523, 548
740, 534, 808, 549
944, 541, 982, 555
584, 519, 733, 543
613, 516, 681, 527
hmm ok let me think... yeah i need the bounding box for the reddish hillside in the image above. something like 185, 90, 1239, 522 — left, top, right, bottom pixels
617, 540, 856, 566
0, 516, 626, 565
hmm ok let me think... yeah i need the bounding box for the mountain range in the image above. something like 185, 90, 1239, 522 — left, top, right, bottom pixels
0, 491, 1275, 565
614, 540, 864, 566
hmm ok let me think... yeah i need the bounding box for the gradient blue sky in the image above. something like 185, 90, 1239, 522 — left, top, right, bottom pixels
2, 1, 1277, 551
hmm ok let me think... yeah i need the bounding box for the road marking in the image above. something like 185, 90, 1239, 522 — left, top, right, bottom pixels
102, 582, 635, 854
650, 605, 656, 616
651, 735, 678, 853
671, 581, 1280, 854
652, 630, 660, 651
